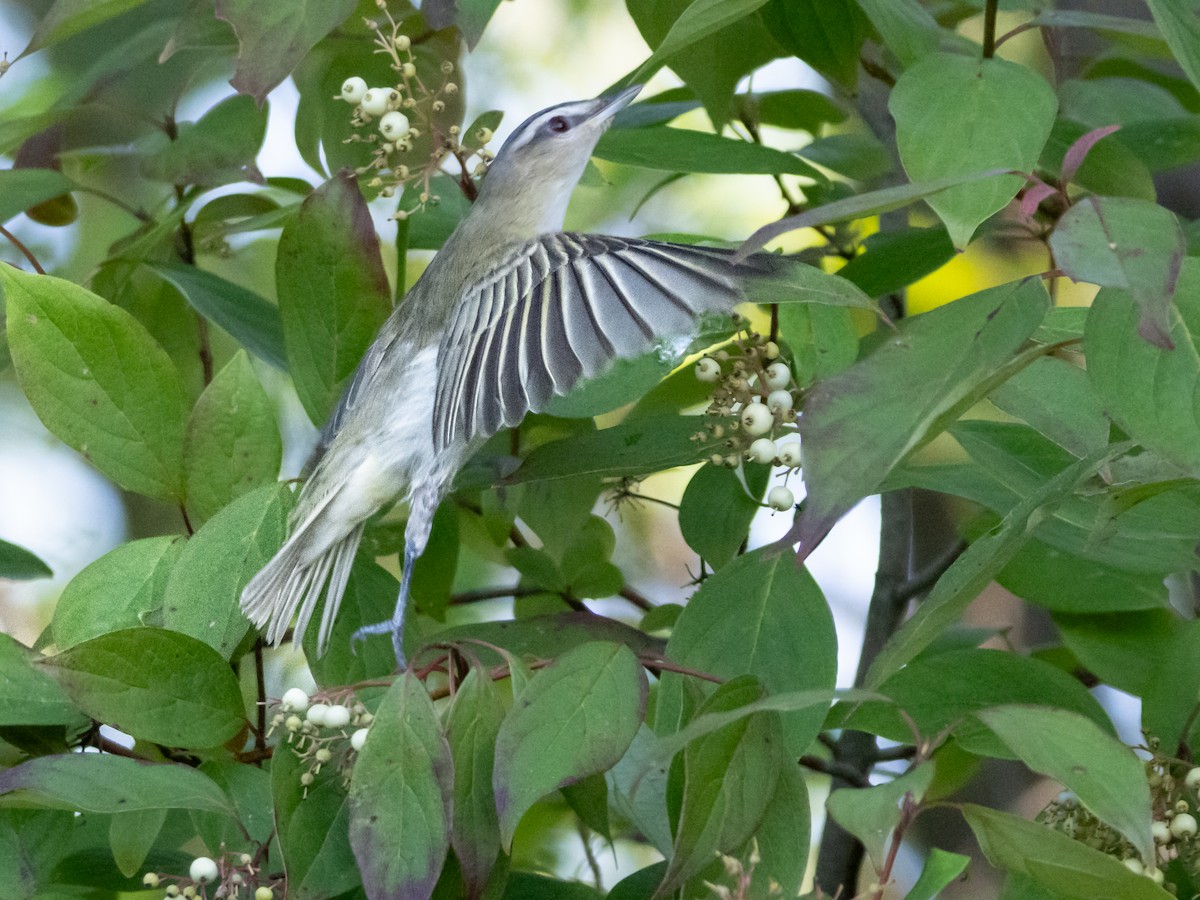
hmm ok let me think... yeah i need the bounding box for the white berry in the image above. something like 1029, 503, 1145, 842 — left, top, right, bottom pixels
142, 873, 160, 887
359, 89, 389, 117
1153, 821, 1172, 843
189, 857, 219, 884
1186, 767, 1200, 790
1172, 812, 1198, 838
764, 362, 790, 390
746, 438, 776, 464
767, 486, 795, 511
324, 704, 352, 728
1123, 858, 1143, 874
340, 76, 367, 104
379, 111, 410, 141
767, 389, 793, 413
281, 688, 309, 713
741, 401, 773, 436
306, 703, 329, 727
777, 441, 802, 468
351, 728, 369, 751
1151, 868, 1165, 884
695, 357, 720, 382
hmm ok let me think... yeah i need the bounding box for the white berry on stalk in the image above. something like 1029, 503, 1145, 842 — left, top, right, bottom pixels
306, 703, 330, 726
1173, 812, 1198, 838
741, 401, 773, 436
767, 486, 795, 511
777, 441, 802, 468
324, 704, 352, 728
695, 357, 720, 382
767, 389, 793, 413
351, 727, 369, 751
746, 438, 776, 464
379, 111, 410, 140
764, 362, 790, 390
359, 89, 389, 116
340, 76, 367, 104
189, 857, 219, 884
281, 687, 309, 713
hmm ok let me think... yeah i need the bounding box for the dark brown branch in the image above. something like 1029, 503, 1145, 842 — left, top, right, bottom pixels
0, 225, 45, 274
982, 0, 999, 58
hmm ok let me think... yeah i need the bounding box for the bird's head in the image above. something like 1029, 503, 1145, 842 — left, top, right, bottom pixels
472, 84, 641, 237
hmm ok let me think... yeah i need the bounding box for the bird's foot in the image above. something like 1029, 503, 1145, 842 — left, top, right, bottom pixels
350, 619, 408, 669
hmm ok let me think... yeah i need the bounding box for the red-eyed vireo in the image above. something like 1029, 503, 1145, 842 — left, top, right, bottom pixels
241, 85, 789, 665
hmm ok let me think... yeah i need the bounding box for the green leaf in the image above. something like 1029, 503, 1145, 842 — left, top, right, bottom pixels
446, 667, 505, 898
754, 761, 810, 898
545, 352, 676, 419
455, 0, 505, 48
609, 862, 668, 900
0, 538, 52, 581
52, 536, 184, 650
841, 649, 1111, 759
304, 559, 399, 686
1051, 197, 1185, 349
17, 0, 151, 56
979, 705, 1153, 862
779, 303, 858, 387
866, 442, 1128, 688
988, 356, 1110, 458
1055, 609, 1180, 697
760, 0, 867, 88
1086, 258, 1200, 470
962, 805, 1171, 899
836, 226, 955, 300
184, 351, 282, 523
561, 773, 610, 840
891, 53, 1058, 247
606, 725, 674, 855
595, 126, 823, 178
658, 676, 786, 895
0, 169, 77, 224
1143, 620, 1200, 750
511, 414, 708, 484
658, 548, 837, 755
907, 848, 970, 900
1146, 0, 1200, 94
2, 267, 186, 502
349, 672, 453, 900
0, 633, 81, 727
147, 262, 287, 371
38, 628, 246, 749
752, 89, 847, 133
0, 754, 233, 816
140, 95, 267, 186
276, 170, 392, 425
736, 169, 1011, 259
1041, 121, 1157, 202
854, 0, 941, 66
162, 483, 294, 657
215, 0, 358, 105
997, 539, 1168, 614
745, 261, 879, 312
790, 279, 1049, 558
272, 749, 360, 900
679, 464, 766, 569
109, 807, 167, 878
827, 764, 933, 868
626, 0, 778, 125
493, 641, 647, 847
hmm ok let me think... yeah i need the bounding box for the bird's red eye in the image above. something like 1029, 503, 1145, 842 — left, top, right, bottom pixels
548, 116, 570, 133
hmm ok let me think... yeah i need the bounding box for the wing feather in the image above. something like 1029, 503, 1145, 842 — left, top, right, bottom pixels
433, 233, 762, 451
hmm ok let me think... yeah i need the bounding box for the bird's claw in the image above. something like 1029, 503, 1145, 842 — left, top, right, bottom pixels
349, 619, 407, 669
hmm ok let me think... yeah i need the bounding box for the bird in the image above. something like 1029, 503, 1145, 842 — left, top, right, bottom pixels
240, 84, 793, 666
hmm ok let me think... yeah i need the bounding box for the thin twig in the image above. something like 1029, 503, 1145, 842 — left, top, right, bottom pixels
619, 585, 653, 612
800, 754, 871, 788
0, 224, 45, 273
253, 639, 268, 755
894, 540, 966, 602
578, 822, 604, 890
982, 0, 999, 58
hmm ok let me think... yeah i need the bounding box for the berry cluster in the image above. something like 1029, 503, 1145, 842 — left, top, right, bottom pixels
1040, 739, 1200, 891
268, 687, 372, 795
691, 324, 802, 512
142, 852, 274, 900
338, 1, 493, 219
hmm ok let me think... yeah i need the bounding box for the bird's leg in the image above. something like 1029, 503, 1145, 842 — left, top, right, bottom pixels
350, 539, 417, 668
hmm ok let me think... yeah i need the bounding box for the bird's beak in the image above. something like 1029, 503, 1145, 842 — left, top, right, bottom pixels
590, 84, 643, 124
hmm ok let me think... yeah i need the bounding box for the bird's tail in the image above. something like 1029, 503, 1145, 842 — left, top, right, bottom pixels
241, 486, 365, 655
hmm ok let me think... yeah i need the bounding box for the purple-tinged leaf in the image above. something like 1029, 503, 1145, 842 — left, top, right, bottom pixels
216, 0, 358, 106
1050, 196, 1185, 349
349, 673, 453, 900
1019, 179, 1059, 220
1060, 124, 1122, 186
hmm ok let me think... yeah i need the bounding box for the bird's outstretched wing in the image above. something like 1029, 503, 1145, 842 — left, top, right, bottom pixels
431, 232, 776, 451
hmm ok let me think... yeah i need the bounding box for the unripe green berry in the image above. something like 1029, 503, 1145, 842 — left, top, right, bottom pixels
1150, 868, 1164, 884
767, 485, 795, 511
395, 34, 411, 50
340, 77, 368, 104
763, 341, 780, 360
315, 748, 333, 764
300, 772, 315, 786
166, 886, 180, 897
256, 888, 274, 900
401, 62, 416, 79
